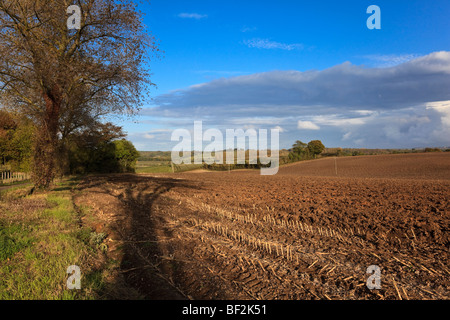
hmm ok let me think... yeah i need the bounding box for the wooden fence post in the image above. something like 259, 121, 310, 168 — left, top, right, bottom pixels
0, 171, 32, 185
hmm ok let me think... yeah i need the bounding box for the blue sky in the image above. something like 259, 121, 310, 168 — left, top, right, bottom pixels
120, 0, 450, 150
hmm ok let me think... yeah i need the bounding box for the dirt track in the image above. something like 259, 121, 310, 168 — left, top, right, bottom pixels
73, 153, 450, 300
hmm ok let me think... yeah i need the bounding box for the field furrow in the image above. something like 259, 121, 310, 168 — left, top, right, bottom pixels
73, 153, 450, 300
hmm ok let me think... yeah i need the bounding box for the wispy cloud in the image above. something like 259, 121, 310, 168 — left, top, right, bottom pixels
195, 70, 249, 77
362, 53, 422, 67
177, 13, 208, 20
244, 38, 304, 51
241, 26, 257, 33
312, 114, 372, 127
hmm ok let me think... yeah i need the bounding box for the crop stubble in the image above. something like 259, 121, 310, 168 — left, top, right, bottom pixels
73, 153, 449, 300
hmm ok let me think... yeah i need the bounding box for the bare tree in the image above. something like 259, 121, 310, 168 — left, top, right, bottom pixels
0, 0, 158, 188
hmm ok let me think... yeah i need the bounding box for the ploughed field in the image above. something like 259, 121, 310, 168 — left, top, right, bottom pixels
74, 153, 449, 300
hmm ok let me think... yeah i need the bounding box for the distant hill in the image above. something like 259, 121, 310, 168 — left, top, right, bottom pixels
138, 151, 172, 161
138, 147, 450, 163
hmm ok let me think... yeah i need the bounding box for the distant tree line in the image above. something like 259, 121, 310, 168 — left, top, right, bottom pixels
202, 158, 273, 171
286, 141, 449, 164
424, 147, 444, 153
136, 138, 450, 174
200, 141, 326, 170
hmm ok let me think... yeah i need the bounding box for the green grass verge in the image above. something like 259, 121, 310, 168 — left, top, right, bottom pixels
0, 180, 32, 187
0, 180, 107, 300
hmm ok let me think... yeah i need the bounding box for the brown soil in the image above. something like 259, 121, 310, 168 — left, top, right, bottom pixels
72, 153, 450, 300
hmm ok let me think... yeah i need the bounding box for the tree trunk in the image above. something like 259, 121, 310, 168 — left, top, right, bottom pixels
32, 85, 61, 189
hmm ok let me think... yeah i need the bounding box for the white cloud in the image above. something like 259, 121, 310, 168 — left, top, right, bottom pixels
137, 52, 450, 149
244, 38, 304, 51
312, 114, 371, 127
354, 110, 377, 116
297, 120, 320, 130
150, 51, 450, 114
331, 106, 449, 148
426, 100, 450, 126
177, 13, 208, 19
